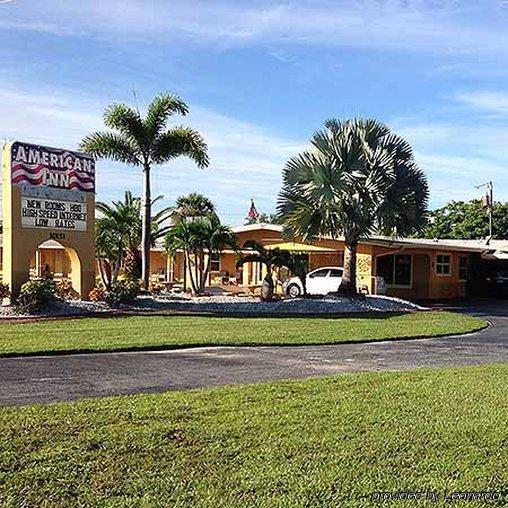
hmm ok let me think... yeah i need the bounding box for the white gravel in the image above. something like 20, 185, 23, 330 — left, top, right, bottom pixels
0, 294, 425, 319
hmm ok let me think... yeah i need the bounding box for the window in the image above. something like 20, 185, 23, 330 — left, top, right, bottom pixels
329, 269, 343, 278
376, 254, 412, 286
436, 254, 451, 276
210, 252, 221, 272
309, 269, 329, 278
458, 255, 468, 281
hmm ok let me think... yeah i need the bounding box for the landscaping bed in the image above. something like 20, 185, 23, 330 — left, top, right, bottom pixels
0, 311, 486, 356
0, 364, 506, 507
0, 293, 424, 319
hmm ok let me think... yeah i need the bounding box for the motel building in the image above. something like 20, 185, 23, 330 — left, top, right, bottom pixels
1, 223, 508, 300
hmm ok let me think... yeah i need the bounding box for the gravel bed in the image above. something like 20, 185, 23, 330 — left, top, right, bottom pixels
0, 294, 425, 319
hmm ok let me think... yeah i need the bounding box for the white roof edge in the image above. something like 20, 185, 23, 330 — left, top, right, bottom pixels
231, 223, 284, 233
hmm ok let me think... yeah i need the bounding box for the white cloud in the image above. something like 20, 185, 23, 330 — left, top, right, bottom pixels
0, 81, 305, 224
396, 120, 508, 206
454, 91, 508, 115
1, 0, 508, 56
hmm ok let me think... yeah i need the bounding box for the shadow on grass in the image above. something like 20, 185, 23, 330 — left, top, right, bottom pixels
0, 309, 416, 324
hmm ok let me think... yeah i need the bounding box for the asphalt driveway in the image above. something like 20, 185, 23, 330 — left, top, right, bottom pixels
1, 300, 507, 406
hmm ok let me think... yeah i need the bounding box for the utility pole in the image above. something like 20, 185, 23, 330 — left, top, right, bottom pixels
476, 181, 494, 243
487, 181, 493, 241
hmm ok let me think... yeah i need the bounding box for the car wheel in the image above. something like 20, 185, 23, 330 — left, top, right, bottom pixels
287, 284, 301, 298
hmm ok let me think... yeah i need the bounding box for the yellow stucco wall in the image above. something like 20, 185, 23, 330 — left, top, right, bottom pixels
1, 142, 96, 299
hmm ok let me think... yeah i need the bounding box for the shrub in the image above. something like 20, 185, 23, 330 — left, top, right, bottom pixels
56, 279, 79, 300
149, 282, 166, 295
0, 282, 10, 300
17, 278, 56, 312
105, 278, 140, 306
88, 286, 106, 302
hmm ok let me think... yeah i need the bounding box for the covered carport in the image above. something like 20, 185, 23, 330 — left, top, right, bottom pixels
468, 243, 508, 298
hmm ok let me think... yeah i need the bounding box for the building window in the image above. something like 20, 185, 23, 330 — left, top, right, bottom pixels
210, 252, 221, 272
458, 255, 468, 281
376, 254, 412, 287
436, 254, 451, 276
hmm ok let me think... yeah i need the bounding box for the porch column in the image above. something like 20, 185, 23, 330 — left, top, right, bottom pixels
166, 256, 173, 283
35, 249, 41, 277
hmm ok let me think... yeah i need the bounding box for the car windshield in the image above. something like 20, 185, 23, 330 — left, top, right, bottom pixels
329, 269, 343, 277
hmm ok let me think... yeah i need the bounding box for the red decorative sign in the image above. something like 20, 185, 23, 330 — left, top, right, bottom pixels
10, 141, 95, 193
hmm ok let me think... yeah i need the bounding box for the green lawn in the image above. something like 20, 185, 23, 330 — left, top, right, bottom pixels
0, 311, 485, 356
0, 364, 506, 507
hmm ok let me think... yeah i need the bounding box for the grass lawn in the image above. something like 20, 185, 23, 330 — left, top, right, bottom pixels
0, 311, 486, 356
0, 364, 506, 507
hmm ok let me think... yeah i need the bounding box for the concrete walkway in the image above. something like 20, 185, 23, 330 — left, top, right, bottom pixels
1, 300, 506, 406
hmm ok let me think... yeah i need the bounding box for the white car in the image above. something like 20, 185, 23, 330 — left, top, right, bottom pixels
283, 266, 344, 298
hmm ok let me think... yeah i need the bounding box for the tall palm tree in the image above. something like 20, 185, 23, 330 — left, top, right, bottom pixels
165, 215, 236, 295
236, 240, 290, 301
278, 118, 428, 295
80, 93, 209, 288
96, 191, 173, 278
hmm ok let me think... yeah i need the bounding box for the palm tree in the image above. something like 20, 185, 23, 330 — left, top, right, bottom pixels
278, 118, 428, 295
165, 215, 236, 295
283, 252, 309, 296
96, 191, 172, 278
95, 217, 125, 290
169, 192, 217, 291
236, 240, 290, 301
171, 192, 217, 223
80, 93, 209, 289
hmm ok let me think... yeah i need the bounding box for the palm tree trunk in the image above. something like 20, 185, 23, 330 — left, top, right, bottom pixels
261, 274, 274, 301
339, 240, 358, 296
261, 264, 274, 301
98, 259, 110, 289
141, 163, 151, 289
186, 252, 199, 296
299, 275, 307, 296
200, 251, 211, 294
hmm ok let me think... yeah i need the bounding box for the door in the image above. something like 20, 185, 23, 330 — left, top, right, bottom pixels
306, 268, 330, 294
413, 254, 430, 300
327, 268, 343, 293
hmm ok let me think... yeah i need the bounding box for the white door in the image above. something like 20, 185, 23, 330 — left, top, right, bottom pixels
306, 268, 330, 294
326, 268, 343, 293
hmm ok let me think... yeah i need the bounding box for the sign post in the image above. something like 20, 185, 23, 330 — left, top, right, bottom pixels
1, 141, 96, 299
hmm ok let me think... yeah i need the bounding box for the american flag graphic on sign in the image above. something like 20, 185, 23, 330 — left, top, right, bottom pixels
10, 142, 95, 193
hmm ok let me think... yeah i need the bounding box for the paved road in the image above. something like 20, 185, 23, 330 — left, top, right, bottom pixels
1, 300, 507, 406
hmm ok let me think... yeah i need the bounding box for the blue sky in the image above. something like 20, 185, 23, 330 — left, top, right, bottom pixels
1, 0, 508, 225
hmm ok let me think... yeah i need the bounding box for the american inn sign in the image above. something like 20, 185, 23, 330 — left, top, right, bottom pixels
2, 141, 96, 298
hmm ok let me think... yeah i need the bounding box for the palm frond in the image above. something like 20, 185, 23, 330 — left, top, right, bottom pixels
145, 93, 189, 138
79, 132, 140, 165
278, 117, 429, 243
152, 127, 209, 167
103, 103, 146, 148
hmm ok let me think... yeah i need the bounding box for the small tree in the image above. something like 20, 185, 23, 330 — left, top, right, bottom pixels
236, 240, 289, 301
97, 191, 172, 279
95, 217, 124, 290
283, 252, 309, 296
165, 216, 236, 295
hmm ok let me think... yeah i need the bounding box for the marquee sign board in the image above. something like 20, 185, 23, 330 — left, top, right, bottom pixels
21, 196, 88, 231
1, 141, 96, 299
9, 142, 95, 232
